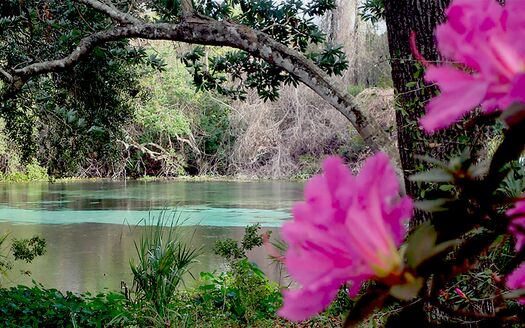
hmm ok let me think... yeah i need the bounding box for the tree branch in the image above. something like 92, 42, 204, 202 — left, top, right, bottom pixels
75, 0, 141, 24
0, 68, 13, 83
3, 5, 400, 169
181, 0, 194, 18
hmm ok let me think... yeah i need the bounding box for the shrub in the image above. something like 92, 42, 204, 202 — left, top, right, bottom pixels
0, 284, 131, 327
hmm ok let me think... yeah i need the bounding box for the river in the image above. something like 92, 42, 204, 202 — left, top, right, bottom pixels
0, 180, 304, 292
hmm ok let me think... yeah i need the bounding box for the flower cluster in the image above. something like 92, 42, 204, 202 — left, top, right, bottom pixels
506, 199, 525, 303
278, 0, 525, 321
421, 0, 525, 133
278, 153, 412, 321
425, 0, 525, 308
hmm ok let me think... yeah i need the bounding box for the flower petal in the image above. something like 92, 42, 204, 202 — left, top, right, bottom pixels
278, 278, 344, 321
506, 263, 525, 305
421, 67, 488, 132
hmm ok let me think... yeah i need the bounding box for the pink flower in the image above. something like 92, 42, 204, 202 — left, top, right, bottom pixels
507, 263, 525, 305
278, 153, 413, 321
421, 0, 525, 133
506, 197, 525, 252
455, 288, 468, 300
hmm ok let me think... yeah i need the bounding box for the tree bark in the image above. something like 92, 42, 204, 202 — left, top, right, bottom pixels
384, 0, 486, 223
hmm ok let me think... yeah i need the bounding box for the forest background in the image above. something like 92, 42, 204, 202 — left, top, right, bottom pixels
0, 0, 393, 181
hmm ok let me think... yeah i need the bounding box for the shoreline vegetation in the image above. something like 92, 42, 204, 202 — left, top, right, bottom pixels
0, 168, 313, 183
0, 221, 351, 327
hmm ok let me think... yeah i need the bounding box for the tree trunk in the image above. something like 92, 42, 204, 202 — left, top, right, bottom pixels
324, 1, 391, 87
384, 0, 486, 223
384, 1, 493, 326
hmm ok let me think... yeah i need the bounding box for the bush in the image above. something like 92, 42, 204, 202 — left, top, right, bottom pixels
348, 84, 365, 96
0, 284, 131, 327
1, 161, 49, 182
194, 260, 282, 326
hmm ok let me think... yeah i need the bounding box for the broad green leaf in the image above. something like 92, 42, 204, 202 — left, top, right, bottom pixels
405, 222, 459, 269
405, 223, 437, 268
409, 168, 453, 183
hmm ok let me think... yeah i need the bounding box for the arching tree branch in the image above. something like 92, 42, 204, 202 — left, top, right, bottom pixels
0, 68, 13, 83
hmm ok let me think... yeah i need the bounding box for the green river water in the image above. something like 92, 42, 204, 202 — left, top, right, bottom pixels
0, 180, 304, 292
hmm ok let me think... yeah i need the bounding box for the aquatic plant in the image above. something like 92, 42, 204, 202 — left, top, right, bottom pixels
130, 212, 200, 319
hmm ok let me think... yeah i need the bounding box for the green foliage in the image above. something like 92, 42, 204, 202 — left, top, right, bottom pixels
197, 103, 232, 161
0, 161, 49, 182
197, 224, 281, 325
167, 0, 347, 101
213, 238, 244, 261
25, 163, 49, 181
137, 46, 192, 141
307, 44, 349, 77
497, 159, 525, 199
132, 42, 234, 177
348, 84, 366, 97
0, 234, 10, 278
195, 259, 282, 325
0, 0, 354, 178
0, 0, 162, 177
213, 223, 264, 262
358, 0, 385, 24
0, 284, 131, 327
11, 236, 46, 263
0, 234, 46, 285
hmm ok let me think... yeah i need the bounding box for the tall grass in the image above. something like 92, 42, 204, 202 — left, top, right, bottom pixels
130, 211, 200, 320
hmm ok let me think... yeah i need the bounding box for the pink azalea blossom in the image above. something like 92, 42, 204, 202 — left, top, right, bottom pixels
278, 153, 413, 322
421, 0, 525, 133
507, 263, 525, 305
506, 197, 525, 252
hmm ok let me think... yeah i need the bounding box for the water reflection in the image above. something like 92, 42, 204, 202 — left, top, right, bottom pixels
0, 222, 284, 293
0, 181, 302, 292
0, 180, 303, 226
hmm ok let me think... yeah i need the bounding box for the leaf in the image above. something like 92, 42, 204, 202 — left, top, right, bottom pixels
414, 155, 448, 168
405, 222, 459, 269
409, 168, 453, 183
405, 223, 437, 268
390, 277, 424, 301
426, 239, 459, 260
414, 199, 448, 212
439, 184, 454, 192
504, 288, 525, 301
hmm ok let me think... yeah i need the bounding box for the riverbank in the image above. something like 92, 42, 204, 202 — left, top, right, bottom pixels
0, 172, 311, 184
